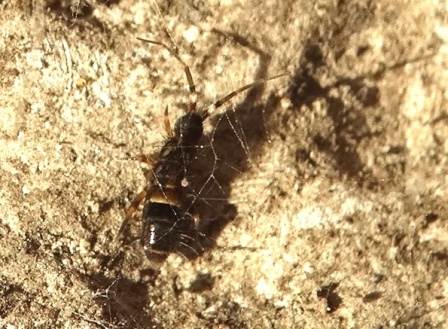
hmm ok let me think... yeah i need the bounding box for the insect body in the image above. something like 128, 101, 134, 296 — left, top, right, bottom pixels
138, 111, 206, 263
118, 36, 283, 265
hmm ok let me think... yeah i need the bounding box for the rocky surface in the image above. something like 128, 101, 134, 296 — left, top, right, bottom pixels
1, 0, 447, 328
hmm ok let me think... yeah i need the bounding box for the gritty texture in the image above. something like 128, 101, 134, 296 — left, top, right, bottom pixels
1, 0, 448, 328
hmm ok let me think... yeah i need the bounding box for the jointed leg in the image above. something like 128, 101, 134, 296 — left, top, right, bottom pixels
131, 155, 154, 177
206, 73, 286, 119
163, 106, 174, 137
133, 155, 154, 165
117, 190, 147, 237
137, 37, 197, 113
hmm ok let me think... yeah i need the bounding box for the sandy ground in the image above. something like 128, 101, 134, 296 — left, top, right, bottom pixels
1, 0, 448, 328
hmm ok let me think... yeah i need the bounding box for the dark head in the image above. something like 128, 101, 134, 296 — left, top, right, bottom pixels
141, 202, 199, 263
174, 112, 203, 146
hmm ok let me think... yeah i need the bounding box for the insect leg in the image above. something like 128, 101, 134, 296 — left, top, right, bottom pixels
117, 190, 147, 237
205, 73, 287, 119
133, 155, 154, 165
163, 106, 174, 137
137, 37, 197, 113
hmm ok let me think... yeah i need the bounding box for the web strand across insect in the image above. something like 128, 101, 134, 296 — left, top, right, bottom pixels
117, 31, 286, 265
